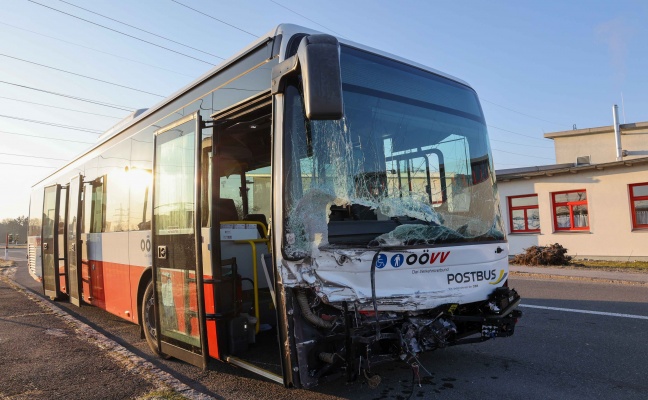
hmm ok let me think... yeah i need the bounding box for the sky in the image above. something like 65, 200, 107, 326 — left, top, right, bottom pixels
1, 0, 647, 220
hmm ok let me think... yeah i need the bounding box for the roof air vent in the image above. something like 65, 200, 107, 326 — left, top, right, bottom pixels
575, 155, 590, 166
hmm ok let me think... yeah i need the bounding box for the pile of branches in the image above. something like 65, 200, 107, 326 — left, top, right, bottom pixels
510, 243, 572, 266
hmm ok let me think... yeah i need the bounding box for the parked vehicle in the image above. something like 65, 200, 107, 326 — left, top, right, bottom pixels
28, 24, 521, 388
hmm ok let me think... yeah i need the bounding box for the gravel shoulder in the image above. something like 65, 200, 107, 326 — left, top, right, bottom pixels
0, 260, 214, 400
0, 275, 155, 399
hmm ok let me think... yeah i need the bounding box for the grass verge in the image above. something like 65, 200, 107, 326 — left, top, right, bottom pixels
569, 259, 648, 272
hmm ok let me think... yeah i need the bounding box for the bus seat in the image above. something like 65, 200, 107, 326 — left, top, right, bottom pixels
244, 214, 268, 238
217, 198, 239, 222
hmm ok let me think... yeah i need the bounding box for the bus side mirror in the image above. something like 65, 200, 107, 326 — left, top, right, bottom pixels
272, 34, 344, 120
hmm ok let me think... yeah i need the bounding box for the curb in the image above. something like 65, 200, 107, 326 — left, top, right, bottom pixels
0, 275, 216, 400
510, 270, 648, 286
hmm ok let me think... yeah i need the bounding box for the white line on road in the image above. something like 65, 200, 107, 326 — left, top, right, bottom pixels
520, 304, 648, 320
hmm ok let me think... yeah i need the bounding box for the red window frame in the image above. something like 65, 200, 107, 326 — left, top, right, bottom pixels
508, 194, 540, 233
629, 182, 648, 229
551, 189, 589, 231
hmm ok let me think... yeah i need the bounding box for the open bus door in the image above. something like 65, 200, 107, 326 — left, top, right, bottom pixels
152, 112, 208, 368
42, 184, 65, 300
208, 92, 284, 385
66, 174, 83, 306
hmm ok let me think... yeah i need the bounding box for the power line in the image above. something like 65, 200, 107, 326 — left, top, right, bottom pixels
491, 147, 554, 160
0, 22, 195, 78
170, 0, 259, 37
0, 96, 122, 119
269, 0, 344, 37
0, 114, 103, 134
481, 98, 569, 127
494, 162, 533, 167
0, 130, 93, 144
490, 138, 553, 149
487, 124, 552, 142
1, 54, 165, 98
0, 152, 69, 162
0, 80, 135, 112
57, 0, 224, 60
0, 162, 57, 169
26, 0, 215, 65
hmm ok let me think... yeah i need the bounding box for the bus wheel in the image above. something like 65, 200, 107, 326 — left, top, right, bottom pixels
142, 280, 167, 358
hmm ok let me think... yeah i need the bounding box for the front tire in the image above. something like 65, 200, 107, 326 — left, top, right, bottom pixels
142, 280, 166, 357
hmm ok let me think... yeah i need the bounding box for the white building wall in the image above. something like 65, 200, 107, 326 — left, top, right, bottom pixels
553, 131, 648, 164
498, 165, 648, 260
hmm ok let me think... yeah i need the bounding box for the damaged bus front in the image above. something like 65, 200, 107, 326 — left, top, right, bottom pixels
273, 33, 521, 387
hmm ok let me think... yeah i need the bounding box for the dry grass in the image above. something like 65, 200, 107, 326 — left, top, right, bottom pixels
136, 389, 190, 400
0, 259, 13, 268
570, 259, 648, 272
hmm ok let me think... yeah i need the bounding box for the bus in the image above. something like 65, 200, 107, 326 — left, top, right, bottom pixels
28, 24, 521, 388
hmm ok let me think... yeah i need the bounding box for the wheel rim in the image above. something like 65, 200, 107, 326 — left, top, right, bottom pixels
145, 290, 157, 340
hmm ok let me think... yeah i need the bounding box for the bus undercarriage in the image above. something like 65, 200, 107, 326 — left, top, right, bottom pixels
288, 285, 521, 386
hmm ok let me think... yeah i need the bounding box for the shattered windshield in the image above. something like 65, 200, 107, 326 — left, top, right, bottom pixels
283, 46, 504, 258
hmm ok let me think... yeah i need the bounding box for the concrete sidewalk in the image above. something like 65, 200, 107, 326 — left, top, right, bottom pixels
509, 264, 648, 285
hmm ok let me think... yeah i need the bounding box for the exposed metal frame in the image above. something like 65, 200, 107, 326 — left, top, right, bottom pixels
226, 356, 283, 384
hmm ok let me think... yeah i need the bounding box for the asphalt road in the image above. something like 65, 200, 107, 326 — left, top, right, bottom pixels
2, 247, 26, 262
8, 249, 648, 399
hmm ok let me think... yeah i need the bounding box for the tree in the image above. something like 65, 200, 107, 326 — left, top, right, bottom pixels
1, 216, 29, 244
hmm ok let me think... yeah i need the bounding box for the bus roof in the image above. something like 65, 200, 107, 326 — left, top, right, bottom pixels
103, 23, 471, 148
32, 23, 473, 187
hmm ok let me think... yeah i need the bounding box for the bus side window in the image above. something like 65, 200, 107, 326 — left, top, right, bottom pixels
83, 177, 106, 233
130, 129, 154, 231
83, 185, 91, 234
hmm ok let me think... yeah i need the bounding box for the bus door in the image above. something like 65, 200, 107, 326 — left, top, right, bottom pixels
152, 112, 208, 368
209, 92, 284, 384
66, 174, 83, 306
42, 184, 65, 300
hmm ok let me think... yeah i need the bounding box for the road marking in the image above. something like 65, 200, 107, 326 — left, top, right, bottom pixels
520, 304, 648, 320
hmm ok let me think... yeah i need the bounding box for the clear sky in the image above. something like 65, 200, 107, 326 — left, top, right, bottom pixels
1, 0, 647, 220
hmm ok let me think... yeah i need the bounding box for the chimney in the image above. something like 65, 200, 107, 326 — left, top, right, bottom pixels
613, 104, 622, 161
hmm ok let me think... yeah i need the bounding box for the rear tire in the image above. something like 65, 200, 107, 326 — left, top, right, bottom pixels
142, 280, 167, 357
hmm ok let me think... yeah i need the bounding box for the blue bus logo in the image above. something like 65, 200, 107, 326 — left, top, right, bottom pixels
391, 254, 404, 268
376, 254, 387, 269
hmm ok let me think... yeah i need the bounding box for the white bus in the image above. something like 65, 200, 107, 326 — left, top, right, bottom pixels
28, 24, 521, 388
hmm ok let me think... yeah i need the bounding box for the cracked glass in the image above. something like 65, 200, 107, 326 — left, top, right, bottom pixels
283, 46, 504, 258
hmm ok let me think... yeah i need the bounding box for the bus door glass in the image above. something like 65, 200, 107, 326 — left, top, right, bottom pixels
57, 186, 68, 295
67, 174, 83, 306
153, 112, 208, 368
80, 176, 104, 305
42, 184, 63, 300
